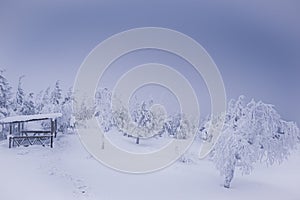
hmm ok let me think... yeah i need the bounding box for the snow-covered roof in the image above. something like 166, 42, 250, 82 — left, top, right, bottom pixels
0, 113, 62, 124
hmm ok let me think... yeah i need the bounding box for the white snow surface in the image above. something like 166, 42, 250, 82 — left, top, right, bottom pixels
0, 113, 62, 123
0, 130, 299, 200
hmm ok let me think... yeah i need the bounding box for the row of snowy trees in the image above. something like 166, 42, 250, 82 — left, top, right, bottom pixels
200, 96, 300, 188
94, 87, 300, 183
95, 91, 300, 189
2, 69, 299, 188
94, 88, 197, 144
92, 89, 300, 189
0, 69, 75, 133
1, 69, 189, 140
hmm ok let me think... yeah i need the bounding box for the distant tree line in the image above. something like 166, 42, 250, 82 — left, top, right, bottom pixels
0, 69, 74, 133
1, 68, 299, 188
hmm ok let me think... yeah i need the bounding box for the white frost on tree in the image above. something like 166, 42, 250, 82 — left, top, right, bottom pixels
22, 92, 36, 115
111, 96, 168, 144
127, 98, 169, 144
202, 96, 300, 188
13, 75, 26, 114
40, 87, 52, 114
112, 99, 130, 135
162, 114, 195, 139
50, 80, 62, 113
130, 100, 155, 139
74, 96, 95, 121
0, 69, 13, 118
35, 90, 44, 114
95, 88, 114, 132
60, 87, 75, 133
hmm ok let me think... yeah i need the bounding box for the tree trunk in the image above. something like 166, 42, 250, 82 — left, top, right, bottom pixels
224, 168, 235, 188
101, 134, 105, 150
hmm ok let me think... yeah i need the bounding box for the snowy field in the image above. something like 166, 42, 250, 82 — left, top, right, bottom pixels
1, 131, 299, 200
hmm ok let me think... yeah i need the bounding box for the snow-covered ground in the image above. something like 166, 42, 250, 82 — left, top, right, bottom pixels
0, 131, 299, 200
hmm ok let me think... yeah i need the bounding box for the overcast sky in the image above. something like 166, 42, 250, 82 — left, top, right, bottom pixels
0, 0, 299, 123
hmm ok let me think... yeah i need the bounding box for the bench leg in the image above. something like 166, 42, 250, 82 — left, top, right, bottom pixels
50, 135, 53, 148
51, 119, 54, 148
54, 119, 57, 138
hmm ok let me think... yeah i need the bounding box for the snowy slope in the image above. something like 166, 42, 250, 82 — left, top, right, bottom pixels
0, 132, 299, 200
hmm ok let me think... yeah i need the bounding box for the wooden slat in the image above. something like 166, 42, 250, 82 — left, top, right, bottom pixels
21, 130, 51, 134
10, 135, 51, 139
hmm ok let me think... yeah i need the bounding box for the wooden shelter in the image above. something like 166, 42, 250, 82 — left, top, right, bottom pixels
0, 113, 62, 148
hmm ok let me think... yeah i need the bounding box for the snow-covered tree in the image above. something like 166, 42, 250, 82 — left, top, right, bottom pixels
112, 98, 130, 135
163, 114, 181, 137
130, 100, 155, 137
127, 99, 169, 144
40, 82, 63, 129
39, 84, 61, 129
35, 90, 44, 114
22, 92, 36, 115
0, 69, 13, 118
162, 114, 195, 139
176, 115, 195, 139
113, 106, 130, 131
50, 80, 62, 112
95, 88, 113, 132
13, 75, 26, 114
60, 87, 75, 133
74, 96, 95, 121
40, 87, 52, 114
13, 76, 36, 115
202, 96, 300, 188
150, 104, 167, 134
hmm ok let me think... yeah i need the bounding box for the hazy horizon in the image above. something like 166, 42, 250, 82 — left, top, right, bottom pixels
1, 0, 299, 124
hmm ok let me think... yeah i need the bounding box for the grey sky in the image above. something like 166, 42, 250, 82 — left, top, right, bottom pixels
0, 0, 299, 123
